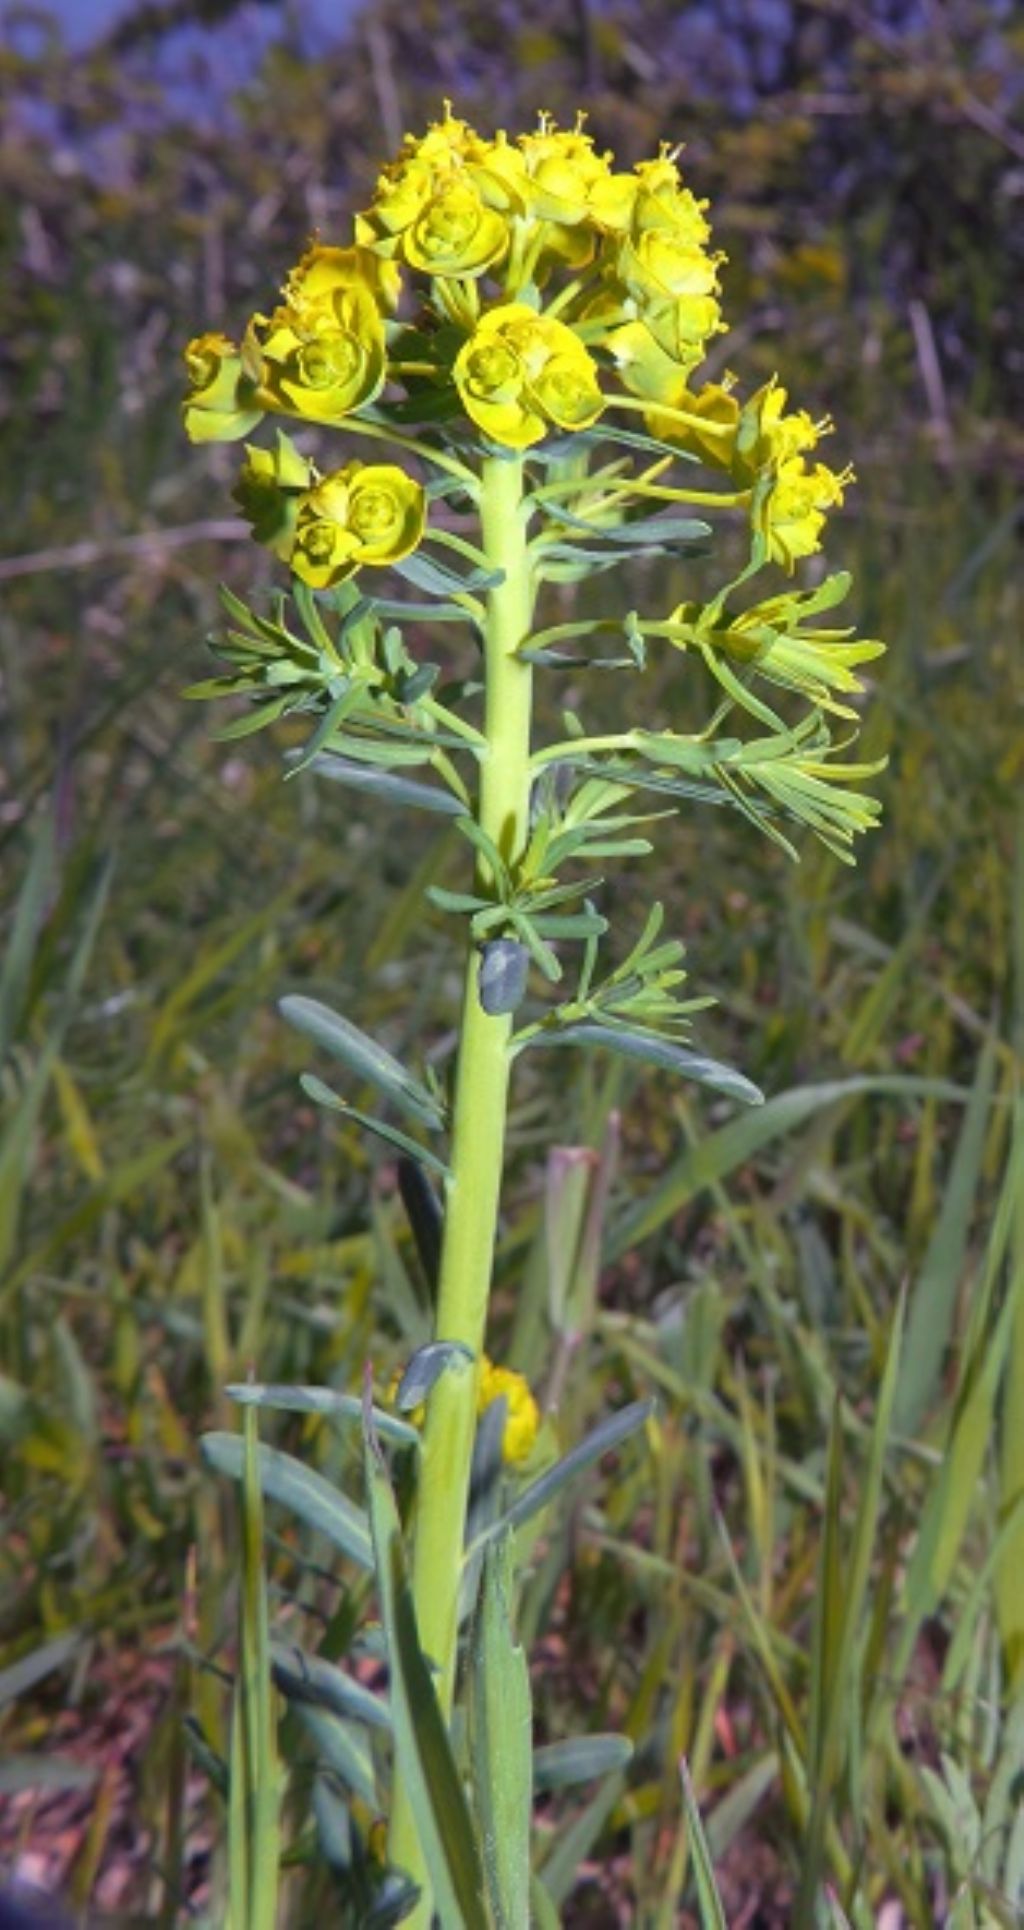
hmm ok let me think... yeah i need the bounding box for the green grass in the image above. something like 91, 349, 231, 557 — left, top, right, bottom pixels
1, 6, 1022, 1921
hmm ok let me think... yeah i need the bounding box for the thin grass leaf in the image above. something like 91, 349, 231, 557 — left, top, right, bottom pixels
538, 1769, 626, 1908
901, 1108, 1024, 1668
894, 1039, 996, 1438
796, 1297, 904, 1922
225, 1403, 282, 1930
680, 1762, 728, 1930
0, 809, 54, 1066
0, 1633, 81, 1708
609, 1074, 969, 1258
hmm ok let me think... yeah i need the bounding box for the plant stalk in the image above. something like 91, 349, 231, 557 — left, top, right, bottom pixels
387, 453, 534, 1910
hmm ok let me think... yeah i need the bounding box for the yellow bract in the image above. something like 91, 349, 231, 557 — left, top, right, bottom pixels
477, 1359, 540, 1467
182, 331, 264, 443
233, 433, 314, 562
454, 302, 604, 449
253, 279, 387, 426
756, 457, 854, 573
291, 462, 426, 588
733, 378, 830, 481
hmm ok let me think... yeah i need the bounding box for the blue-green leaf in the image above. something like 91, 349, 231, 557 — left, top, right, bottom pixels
519, 1023, 763, 1106
533, 1735, 634, 1791
470, 1537, 532, 1929
362, 1404, 489, 1927
396, 1342, 474, 1410
200, 1433, 373, 1571
472, 1398, 656, 1551
300, 1074, 451, 1177
280, 996, 444, 1130
226, 1381, 419, 1447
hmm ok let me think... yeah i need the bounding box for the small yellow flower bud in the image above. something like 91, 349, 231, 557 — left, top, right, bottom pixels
232, 431, 314, 562
732, 378, 830, 483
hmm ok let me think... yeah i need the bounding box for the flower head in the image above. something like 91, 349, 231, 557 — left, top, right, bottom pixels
182, 332, 264, 443
403, 180, 509, 278
252, 280, 386, 426
454, 302, 604, 449
516, 117, 611, 227
632, 154, 712, 245
291, 461, 426, 588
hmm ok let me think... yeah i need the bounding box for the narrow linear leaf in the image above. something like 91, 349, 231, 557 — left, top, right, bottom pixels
470, 1537, 532, 1930
300, 1074, 451, 1178
280, 995, 443, 1130
0, 1633, 81, 1708
309, 755, 465, 815
520, 1022, 763, 1106
292, 1703, 378, 1807
201, 1433, 373, 1571
680, 1761, 728, 1930
272, 1642, 391, 1731
226, 1382, 419, 1447
894, 1037, 997, 1436
610, 1074, 969, 1258
472, 1398, 655, 1552
362, 1403, 489, 1928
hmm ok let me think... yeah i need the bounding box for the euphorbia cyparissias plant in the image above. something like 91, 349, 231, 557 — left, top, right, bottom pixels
185, 107, 884, 1925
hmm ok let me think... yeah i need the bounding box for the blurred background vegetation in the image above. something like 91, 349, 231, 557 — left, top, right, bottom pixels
1, 0, 1022, 1922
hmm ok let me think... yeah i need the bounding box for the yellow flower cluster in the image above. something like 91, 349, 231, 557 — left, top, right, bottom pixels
453, 302, 604, 449
649, 374, 854, 572
183, 106, 851, 577
234, 435, 425, 588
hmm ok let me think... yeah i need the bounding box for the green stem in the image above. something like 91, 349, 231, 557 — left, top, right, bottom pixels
340, 411, 480, 493
387, 453, 534, 1914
